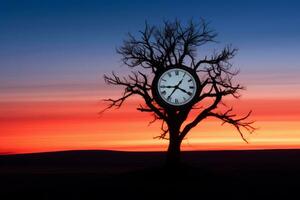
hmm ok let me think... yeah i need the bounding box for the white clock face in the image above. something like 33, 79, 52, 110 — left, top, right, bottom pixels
157, 68, 197, 106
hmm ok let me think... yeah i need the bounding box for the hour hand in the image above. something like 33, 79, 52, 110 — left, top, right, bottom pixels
160, 85, 173, 88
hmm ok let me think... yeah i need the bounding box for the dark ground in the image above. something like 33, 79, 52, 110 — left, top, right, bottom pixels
1, 149, 300, 199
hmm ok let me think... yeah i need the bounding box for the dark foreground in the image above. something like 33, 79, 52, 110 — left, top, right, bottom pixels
1, 149, 300, 199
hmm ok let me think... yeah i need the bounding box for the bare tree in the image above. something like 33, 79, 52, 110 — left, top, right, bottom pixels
102, 19, 255, 166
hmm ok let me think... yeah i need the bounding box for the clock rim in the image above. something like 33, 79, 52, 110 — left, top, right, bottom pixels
152, 65, 201, 110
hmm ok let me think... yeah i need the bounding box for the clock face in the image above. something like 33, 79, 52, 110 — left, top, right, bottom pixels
157, 68, 198, 106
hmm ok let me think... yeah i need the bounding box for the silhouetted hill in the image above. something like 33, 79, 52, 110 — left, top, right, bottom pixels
1, 149, 300, 199
0, 150, 165, 174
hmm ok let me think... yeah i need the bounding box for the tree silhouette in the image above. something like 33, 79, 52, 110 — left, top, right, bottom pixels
103, 19, 255, 167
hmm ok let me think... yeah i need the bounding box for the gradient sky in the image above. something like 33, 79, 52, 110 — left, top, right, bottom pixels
1, 0, 300, 154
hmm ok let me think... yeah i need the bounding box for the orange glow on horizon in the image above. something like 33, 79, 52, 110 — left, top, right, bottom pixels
1, 96, 300, 154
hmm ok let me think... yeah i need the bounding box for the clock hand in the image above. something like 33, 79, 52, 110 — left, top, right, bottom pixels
176, 78, 184, 87
161, 75, 185, 89
166, 78, 185, 99
160, 85, 173, 88
177, 87, 192, 95
177, 72, 187, 86
167, 87, 177, 100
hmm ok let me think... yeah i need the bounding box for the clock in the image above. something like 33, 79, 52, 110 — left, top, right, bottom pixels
152, 66, 200, 109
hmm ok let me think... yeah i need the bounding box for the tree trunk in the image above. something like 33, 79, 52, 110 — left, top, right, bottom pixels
166, 137, 182, 168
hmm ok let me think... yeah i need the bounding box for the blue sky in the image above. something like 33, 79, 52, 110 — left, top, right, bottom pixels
0, 0, 300, 87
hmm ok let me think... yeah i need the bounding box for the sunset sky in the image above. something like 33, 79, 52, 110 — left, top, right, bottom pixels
1, 0, 300, 154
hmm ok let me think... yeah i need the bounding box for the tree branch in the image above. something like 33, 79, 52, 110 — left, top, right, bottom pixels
194, 46, 237, 71
117, 19, 217, 73
207, 109, 256, 143
102, 71, 166, 121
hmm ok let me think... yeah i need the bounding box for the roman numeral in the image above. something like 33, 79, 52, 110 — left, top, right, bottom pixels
161, 91, 166, 95
175, 99, 178, 104
168, 72, 172, 77
187, 92, 192, 96
189, 86, 195, 89
188, 79, 192, 82
161, 78, 166, 81
175, 70, 179, 75
167, 96, 172, 101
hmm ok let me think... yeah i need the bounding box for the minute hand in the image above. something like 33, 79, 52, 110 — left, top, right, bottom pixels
166, 78, 184, 99
177, 87, 192, 95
